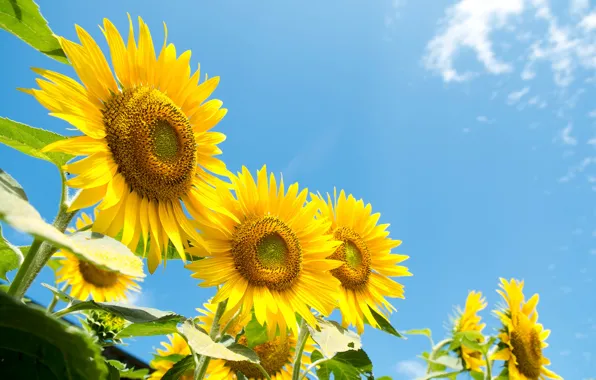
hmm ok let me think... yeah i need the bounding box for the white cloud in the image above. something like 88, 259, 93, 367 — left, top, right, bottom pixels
580, 13, 596, 31
123, 291, 153, 308
571, 0, 590, 15
559, 123, 578, 146
476, 115, 495, 123
507, 87, 530, 104
423, 0, 524, 82
395, 360, 426, 379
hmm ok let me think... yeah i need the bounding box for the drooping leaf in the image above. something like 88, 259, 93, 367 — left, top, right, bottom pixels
117, 313, 185, 338
0, 290, 108, 379
180, 320, 260, 362
106, 360, 149, 379
0, 0, 68, 63
244, 313, 269, 348
0, 118, 72, 167
308, 318, 361, 358
151, 354, 188, 364
0, 168, 27, 200
365, 306, 404, 338
311, 349, 373, 380
0, 225, 23, 281
161, 355, 194, 380
404, 328, 432, 338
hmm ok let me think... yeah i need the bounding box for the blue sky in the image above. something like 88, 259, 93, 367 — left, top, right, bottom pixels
1, 0, 595, 378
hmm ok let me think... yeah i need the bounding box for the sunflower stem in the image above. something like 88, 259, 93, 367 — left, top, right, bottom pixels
194, 299, 228, 380
46, 283, 69, 313
292, 318, 310, 380
483, 349, 493, 380
255, 363, 272, 380
7, 174, 78, 299
299, 358, 328, 380
426, 339, 452, 375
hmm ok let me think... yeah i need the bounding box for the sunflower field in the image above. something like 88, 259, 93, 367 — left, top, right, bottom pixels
0, 1, 566, 380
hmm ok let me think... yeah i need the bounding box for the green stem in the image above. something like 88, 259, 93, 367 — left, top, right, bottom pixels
255, 363, 273, 380
299, 358, 327, 380
194, 299, 228, 380
425, 339, 452, 375
483, 350, 493, 380
291, 318, 310, 380
7, 173, 77, 299
46, 283, 69, 313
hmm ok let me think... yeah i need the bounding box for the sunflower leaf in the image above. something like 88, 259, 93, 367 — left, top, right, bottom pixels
0, 225, 23, 281
377, 377, 393, 380
244, 313, 269, 348
365, 306, 404, 338
0, 0, 68, 63
0, 290, 108, 379
415, 370, 464, 380
117, 314, 185, 338
0, 118, 72, 168
161, 355, 194, 380
180, 320, 260, 363
421, 354, 463, 371
310, 349, 373, 380
308, 318, 362, 358
106, 360, 149, 379
151, 354, 187, 363
0, 168, 27, 200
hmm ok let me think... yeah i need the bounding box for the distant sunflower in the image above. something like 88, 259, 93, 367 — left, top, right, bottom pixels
55, 212, 144, 302
198, 304, 315, 380
186, 166, 342, 337
492, 278, 561, 380
196, 299, 252, 337
25, 15, 228, 272
452, 291, 487, 372
312, 189, 411, 333
149, 333, 192, 380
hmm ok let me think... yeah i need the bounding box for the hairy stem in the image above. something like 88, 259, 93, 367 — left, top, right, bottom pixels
291, 318, 310, 380
194, 299, 228, 380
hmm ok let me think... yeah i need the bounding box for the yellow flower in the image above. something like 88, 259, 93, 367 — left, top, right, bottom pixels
492, 279, 561, 380
186, 166, 342, 337
312, 189, 411, 333
149, 333, 192, 380
453, 291, 487, 372
55, 212, 144, 302
196, 299, 252, 337
25, 15, 228, 273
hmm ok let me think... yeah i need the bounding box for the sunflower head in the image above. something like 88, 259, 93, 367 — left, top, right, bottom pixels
84, 310, 127, 345
312, 189, 412, 333
186, 166, 342, 337
492, 278, 562, 380
149, 333, 192, 380
196, 299, 252, 337
27, 15, 229, 273
451, 290, 486, 372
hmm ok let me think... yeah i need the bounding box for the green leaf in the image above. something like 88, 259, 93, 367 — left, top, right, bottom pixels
106, 362, 120, 380
0, 168, 27, 200
105, 360, 149, 379
377, 377, 393, 380
470, 371, 485, 380
404, 328, 432, 338
0, 118, 72, 167
416, 370, 464, 380
308, 318, 362, 358
152, 354, 188, 363
365, 306, 404, 338
311, 349, 373, 380
179, 320, 260, 362
0, 225, 23, 281
244, 312, 269, 348
161, 355, 194, 380
422, 354, 463, 371
0, 290, 108, 379
117, 313, 184, 338
0, 0, 68, 63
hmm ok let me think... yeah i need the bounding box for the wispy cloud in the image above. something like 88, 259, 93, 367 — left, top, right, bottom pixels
507, 87, 530, 104
395, 360, 426, 379
476, 115, 495, 124
557, 123, 578, 146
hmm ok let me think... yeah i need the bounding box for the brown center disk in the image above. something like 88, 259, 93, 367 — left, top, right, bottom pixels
328, 226, 371, 289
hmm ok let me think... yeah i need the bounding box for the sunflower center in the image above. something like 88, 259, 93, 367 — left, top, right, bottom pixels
328, 227, 371, 289
78, 261, 119, 288
226, 336, 292, 378
231, 216, 302, 291
103, 87, 196, 201
510, 328, 543, 379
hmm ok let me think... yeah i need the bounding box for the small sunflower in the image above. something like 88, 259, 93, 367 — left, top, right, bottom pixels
25, 15, 229, 272
198, 304, 315, 380
149, 333, 192, 380
186, 165, 342, 337
312, 189, 411, 333
452, 290, 487, 372
196, 300, 252, 337
492, 278, 561, 380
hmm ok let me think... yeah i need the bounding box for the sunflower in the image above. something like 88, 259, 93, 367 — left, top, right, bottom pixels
198, 304, 315, 380
55, 212, 144, 302
186, 165, 342, 337
492, 278, 561, 380
149, 333, 192, 380
25, 15, 228, 272
452, 290, 487, 372
311, 189, 411, 333
196, 300, 252, 338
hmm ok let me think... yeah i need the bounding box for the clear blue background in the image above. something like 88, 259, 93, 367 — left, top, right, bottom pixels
1, 0, 594, 378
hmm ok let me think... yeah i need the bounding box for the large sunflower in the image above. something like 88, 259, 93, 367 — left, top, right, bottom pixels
26, 15, 228, 272
452, 290, 486, 372
149, 333, 192, 380
312, 189, 411, 333
198, 303, 315, 380
55, 212, 144, 302
492, 278, 561, 380
186, 165, 342, 337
